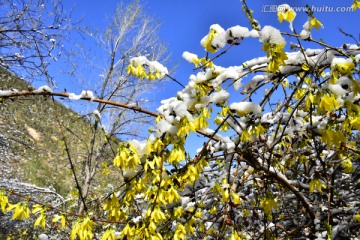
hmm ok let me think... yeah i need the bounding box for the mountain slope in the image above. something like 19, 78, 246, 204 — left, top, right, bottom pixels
0, 69, 118, 195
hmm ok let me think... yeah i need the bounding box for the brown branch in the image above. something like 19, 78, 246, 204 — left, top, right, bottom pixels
281, 32, 349, 57
0, 90, 216, 140
241, 150, 316, 220
165, 74, 185, 88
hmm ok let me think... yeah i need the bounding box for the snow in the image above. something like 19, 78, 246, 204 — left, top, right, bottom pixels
210, 26, 250, 50
182, 51, 198, 63
68, 93, 81, 100
190, 70, 213, 84
261, 112, 282, 124
149, 60, 168, 75
331, 57, 353, 68
259, 26, 285, 45
347, 44, 360, 50
355, 54, 360, 63
212, 66, 243, 88
249, 29, 260, 38
327, 83, 348, 97
200, 24, 225, 49
130, 56, 168, 76
33, 85, 53, 93
227, 26, 250, 39
242, 75, 266, 93
211, 33, 227, 50
209, 90, 230, 104
93, 110, 101, 119
303, 19, 311, 31
38, 234, 48, 240
299, 30, 311, 40
230, 102, 262, 116
114, 232, 121, 238
155, 119, 177, 137
100, 124, 107, 133
68, 90, 95, 101
128, 139, 147, 157
0, 89, 18, 96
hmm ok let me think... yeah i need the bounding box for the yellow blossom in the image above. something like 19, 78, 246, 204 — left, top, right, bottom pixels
194, 211, 203, 218
52, 215, 66, 229
150, 207, 166, 223
352, 1, 360, 11
262, 42, 288, 73
167, 186, 181, 203
321, 128, 346, 148
101, 229, 116, 240
221, 189, 230, 202
230, 231, 242, 240
0, 191, 8, 213
277, 4, 296, 23
113, 143, 141, 170
309, 179, 326, 192
121, 224, 135, 238
7, 202, 30, 220
202, 26, 222, 53
174, 224, 186, 240
32, 205, 46, 229
231, 192, 242, 205
342, 159, 354, 173
209, 206, 217, 215
70, 217, 96, 240
174, 206, 185, 219
260, 197, 278, 215
318, 94, 340, 112
168, 145, 186, 164
103, 194, 128, 221
309, 17, 323, 30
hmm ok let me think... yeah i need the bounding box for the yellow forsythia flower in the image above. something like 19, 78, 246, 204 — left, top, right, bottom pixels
352, 0, 360, 11
0, 191, 9, 213
309, 179, 326, 192
52, 215, 66, 229
260, 197, 278, 215
342, 159, 354, 173
174, 224, 186, 240
230, 231, 242, 240
7, 202, 30, 220
277, 4, 296, 23
121, 224, 135, 238
201, 24, 224, 53
309, 17, 323, 30
70, 217, 96, 240
126, 56, 168, 80
101, 229, 116, 240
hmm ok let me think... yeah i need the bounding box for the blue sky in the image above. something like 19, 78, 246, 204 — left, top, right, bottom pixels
56, 0, 358, 152
61, 0, 359, 99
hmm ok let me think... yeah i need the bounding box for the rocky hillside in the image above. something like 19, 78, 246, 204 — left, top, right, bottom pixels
0, 69, 118, 195
0, 69, 124, 238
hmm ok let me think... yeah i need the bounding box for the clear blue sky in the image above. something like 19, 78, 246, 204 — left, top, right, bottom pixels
60, 0, 359, 98
57, 0, 359, 152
